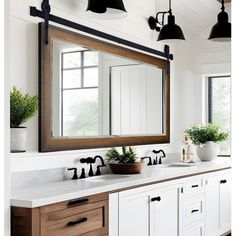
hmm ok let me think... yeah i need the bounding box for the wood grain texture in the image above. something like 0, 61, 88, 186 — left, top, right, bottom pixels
11, 207, 40, 236
39, 23, 170, 152
11, 193, 108, 236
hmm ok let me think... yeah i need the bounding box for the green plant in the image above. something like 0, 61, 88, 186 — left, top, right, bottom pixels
185, 123, 228, 145
10, 87, 38, 128
105, 146, 138, 164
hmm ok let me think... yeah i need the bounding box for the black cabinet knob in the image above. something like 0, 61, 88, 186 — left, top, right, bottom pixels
220, 179, 227, 184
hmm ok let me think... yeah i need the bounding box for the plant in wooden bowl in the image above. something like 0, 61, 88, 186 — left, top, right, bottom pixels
105, 146, 144, 174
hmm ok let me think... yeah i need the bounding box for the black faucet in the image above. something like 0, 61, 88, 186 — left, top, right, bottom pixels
93, 155, 106, 176
141, 156, 153, 166
67, 168, 79, 180
152, 149, 166, 165
80, 157, 95, 177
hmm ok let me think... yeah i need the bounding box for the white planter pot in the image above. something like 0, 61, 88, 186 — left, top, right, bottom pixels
10, 127, 27, 152
196, 141, 219, 161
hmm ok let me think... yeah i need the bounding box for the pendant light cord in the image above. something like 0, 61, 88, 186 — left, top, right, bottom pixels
169, 0, 172, 14
221, 0, 225, 11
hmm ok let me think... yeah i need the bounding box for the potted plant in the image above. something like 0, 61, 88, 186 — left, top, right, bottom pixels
105, 146, 144, 174
10, 87, 38, 152
185, 123, 228, 161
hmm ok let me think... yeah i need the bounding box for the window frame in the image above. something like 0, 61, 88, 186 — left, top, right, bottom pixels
60, 50, 99, 136
207, 75, 231, 157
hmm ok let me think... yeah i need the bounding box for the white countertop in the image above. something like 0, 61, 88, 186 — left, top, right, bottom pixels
11, 158, 231, 208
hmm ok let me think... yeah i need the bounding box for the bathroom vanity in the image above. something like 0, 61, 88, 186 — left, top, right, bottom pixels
11, 159, 231, 236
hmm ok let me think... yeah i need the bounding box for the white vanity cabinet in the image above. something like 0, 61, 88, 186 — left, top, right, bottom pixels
110, 183, 183, 236
205, 171, 231, 236
109, 169, 231, 236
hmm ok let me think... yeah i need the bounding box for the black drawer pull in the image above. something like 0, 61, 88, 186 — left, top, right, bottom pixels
191, 209, 199, 213
220, 179, 227, 184
151, 197, 158, 202
191, 185, 199, 188
68, 198, 89, 207
67, 217, 87, 226
151, 196, 161, 202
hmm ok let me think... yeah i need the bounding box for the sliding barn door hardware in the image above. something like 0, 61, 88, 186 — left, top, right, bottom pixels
30, 0, 173, 61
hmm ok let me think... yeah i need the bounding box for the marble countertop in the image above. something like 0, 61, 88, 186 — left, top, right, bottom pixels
11, 158, 231, 208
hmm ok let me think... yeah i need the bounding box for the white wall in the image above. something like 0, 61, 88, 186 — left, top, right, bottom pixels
9, 0, 196, 173
8, 0, 231, 174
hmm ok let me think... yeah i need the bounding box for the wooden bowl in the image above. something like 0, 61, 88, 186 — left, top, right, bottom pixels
109, 162, 144, 174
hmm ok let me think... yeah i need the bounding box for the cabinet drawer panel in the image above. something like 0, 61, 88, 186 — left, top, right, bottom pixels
185, 179, 204, 196
184, 195, 205, 226
40, 193, 108, 214
41, 201, 108, 236
184, 221, 205, 236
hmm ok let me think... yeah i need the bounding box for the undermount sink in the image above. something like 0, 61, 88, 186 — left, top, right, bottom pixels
84, 174, 131, 182
159, 162, 198, 168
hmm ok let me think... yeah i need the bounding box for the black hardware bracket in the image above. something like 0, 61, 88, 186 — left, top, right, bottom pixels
30, 0, 173, 61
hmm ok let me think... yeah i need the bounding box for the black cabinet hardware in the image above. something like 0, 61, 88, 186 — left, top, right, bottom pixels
220, 179, 227, 184
67, 168, 79, 180
68, 198, 89, 207
191, 209, 199, 213
191, 185, 199, 188
67, 217, 87, 226
151, 196, 161, 202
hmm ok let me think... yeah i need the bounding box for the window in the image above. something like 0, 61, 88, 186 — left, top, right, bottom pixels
208, 75, 231, 156
61, 50, 99, 136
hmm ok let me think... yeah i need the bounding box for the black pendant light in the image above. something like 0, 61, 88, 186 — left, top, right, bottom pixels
148, 0, 185, 41
208, 0, 231, 42
86, 0, 127, 19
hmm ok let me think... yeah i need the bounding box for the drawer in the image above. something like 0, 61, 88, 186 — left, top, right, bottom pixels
185, 178, 204, 196
184, 221, 205, 236
41, 199, 108, 236
40, 192, 108, 214
184, 194, 205, 226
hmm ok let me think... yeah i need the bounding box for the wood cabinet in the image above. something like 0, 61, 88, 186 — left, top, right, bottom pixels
11, 193, 108, 236
117, 183, 183, 236
205, 172, 231, 236
11, 169, 231, 236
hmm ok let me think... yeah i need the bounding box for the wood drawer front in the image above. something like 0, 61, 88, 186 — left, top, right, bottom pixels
40, 192, 108, 214
184, 221, 205, 236
184, 195, 205, 226
41, 200, 108, 236
185, 179, 204, 196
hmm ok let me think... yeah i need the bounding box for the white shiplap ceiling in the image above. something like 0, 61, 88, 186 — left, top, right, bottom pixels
155, 0, 231, 36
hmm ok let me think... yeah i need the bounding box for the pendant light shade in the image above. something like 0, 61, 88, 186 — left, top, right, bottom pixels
86, 0, 127, 19
158, 15, 185, 41
148, 0, 185, 42
208, 0, 231, 42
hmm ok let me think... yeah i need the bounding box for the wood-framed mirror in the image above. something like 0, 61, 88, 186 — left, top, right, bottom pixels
39, 23, 170, 152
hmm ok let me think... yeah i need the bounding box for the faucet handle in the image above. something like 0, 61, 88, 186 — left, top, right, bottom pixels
79, 168, 86, 179
67, 168, 79, 180
88, 164, 94, 177
95, 165, 106, 176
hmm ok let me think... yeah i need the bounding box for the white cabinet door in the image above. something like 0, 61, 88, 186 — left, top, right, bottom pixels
205, 175, 220, 236
119, 189, 154, 236
219, 174, 231, 233
151, 185, 183, 236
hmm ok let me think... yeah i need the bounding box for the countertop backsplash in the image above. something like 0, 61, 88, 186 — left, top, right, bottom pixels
11, 152, 181, 188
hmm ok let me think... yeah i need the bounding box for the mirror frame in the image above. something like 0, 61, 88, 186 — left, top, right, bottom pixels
39, 23, 170, 152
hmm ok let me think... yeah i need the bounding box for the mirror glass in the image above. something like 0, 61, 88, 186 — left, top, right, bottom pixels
51, 38, 164, 138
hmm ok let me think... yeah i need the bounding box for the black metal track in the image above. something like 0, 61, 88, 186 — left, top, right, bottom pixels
30, 6, 173, 60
